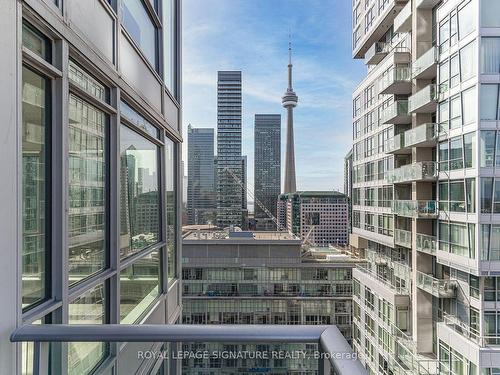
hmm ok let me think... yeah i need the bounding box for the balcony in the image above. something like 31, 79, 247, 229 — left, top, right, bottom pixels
408, 84, 439, 113
10, 324, 367, 374
385, 133, 407, 154
394, 1, 412, 33
379, 66, 412, 95
416, 0, 440, 9
416, 233, 437, 255
413, 47, 438, 79
394, 229, 412, 248
386, 161, 438, 184
404, 123, 437, 148
365, 42, 390, 65
355, 265, 410, 295
416, 271, 457, 298
353, 0, 409, 59
392, 200, 438, 218
380, 100, 411, 125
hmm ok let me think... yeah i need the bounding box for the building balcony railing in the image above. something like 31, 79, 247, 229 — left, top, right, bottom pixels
379, 66, 412, 95
416, 233, 437, 256
10, 324, 367, 375
404, 123, 437, 148
416, 271, 457, 298
394, 229, 412, 248
413, 47, 438, 79
394, 0, 412, 33
408, 84, 439, 114
380, 100, 411, 125
365, 42, 390, 65
355, 264, 410, 295
385, 161, 438, 184
392, 200, 438, 218
440, 312, 500, 347
386, 123, 437, 155
385, 133, 407, 154
390, 324, 440, 375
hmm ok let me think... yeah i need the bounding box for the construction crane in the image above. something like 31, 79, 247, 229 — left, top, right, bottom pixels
222, 167, 300, 240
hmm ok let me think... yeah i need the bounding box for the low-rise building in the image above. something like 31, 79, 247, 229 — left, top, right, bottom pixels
181, 229, 363, 373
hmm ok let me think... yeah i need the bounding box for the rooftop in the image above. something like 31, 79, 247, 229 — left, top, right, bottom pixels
183, 230, 299, 242
279, 190, 346, 199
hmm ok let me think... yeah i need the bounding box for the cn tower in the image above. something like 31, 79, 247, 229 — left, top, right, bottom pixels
282, 39, 298, 193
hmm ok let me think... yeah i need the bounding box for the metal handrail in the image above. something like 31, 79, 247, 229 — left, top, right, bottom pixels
11, 324, 367, 375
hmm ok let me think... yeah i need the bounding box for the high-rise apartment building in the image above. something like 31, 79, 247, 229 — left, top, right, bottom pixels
254, 114, 281, 231
216, 71, 243, 229
2, 1, 182, 373
350, 0, 500, 373
277, 191, 349, 246
187, 125, 216, 225
181, 229, 362, 373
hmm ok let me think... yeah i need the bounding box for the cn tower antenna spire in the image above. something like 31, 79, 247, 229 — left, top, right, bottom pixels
282, 34, 298, 194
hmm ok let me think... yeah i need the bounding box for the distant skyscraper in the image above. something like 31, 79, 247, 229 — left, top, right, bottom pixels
254, 114, 281, 230
282, 40, 298, 193
216, 71, 243, 228
187, 125, 216, 225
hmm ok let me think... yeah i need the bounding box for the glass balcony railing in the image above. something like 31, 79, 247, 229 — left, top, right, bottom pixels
416, 271, 457, 298
394, 228, 412, 248
408, 84, 439, 113
385, 133, 405, 154
385, 161, 438, 184
404, 123, 437, 148
416, 233, 437, 255
355, 265, 410, 295
11, 324, 365, 374
380, 100, 411, 124
365, 42, 390, 65
413, 47, 438, 79
392, 200, 438, 218
379, 67, 412, 94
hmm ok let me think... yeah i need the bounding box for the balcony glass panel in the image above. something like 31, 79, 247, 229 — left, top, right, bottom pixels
392, 200, 438, 218
365, 42, 390, 64
385, 133, 405, 153
12, 325, 362, 374
416, 271, 457, 298
381, 100, 410, 124
413, 47, 437, 78
404, 123, 437, 147
408, 84, 439, 113
416, 233, 437, 255
379, 67, 411, 94
386, 161, 438, 184
394, 229, 412, 248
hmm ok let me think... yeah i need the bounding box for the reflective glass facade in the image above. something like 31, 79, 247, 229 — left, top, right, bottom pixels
9, 1, 182, 373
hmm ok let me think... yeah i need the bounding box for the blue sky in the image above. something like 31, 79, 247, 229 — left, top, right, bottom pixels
182, 0, 365, 193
